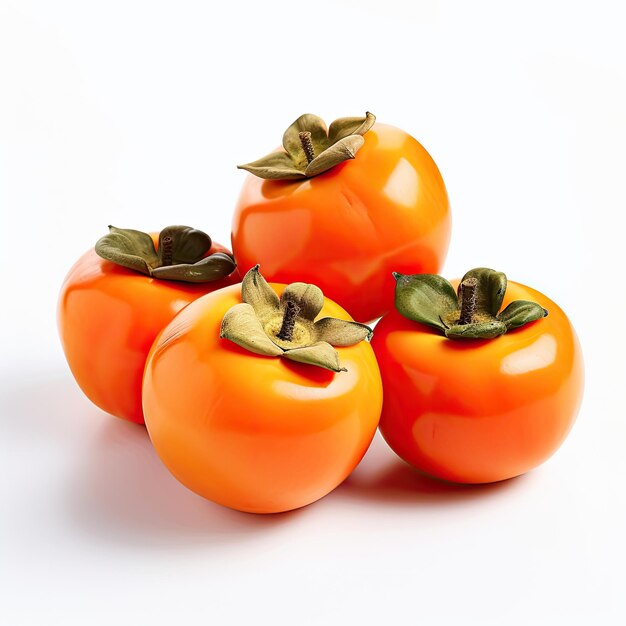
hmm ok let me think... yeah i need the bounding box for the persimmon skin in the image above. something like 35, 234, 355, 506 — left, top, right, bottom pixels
57, 238, 238, 424
232, 124, 451, 323
142, 283, 383, 514
371, 281, 584, 484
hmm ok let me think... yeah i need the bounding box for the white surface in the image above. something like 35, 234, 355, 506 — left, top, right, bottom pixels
1, 1, 625, 624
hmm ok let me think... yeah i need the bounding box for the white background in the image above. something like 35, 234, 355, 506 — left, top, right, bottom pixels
1, 1, 625, 624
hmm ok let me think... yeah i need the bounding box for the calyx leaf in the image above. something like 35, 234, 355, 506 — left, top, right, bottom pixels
94, 225, 236, 283
305, 135, 365, 178
234, 151, 306, 180
241, 264, 280, 322
280, 282, 324, 321
445, 320, 507, 340
237, 111, 376, 180
393, 268, 548, 341
151, 253, 236, 283
283, 342, 346, 372
394, 272, 458, 332
158, 226, 212, 265
498, 300, 548, 329
220, 303, 283, 357
219, 266, 373, 371
313, 317, 372, 346
328, 111, 376, 142
95, 226, 160, 275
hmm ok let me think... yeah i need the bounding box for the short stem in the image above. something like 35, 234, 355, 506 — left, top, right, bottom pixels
277, 301, 300, 341
458, 278, 478, 325
299, 131, 315, 164
160, 236, 174, 266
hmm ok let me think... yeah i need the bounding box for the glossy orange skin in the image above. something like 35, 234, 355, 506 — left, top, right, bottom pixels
232, 124, 451, 323
58, 238, 238, 424
142, 283, 383, 514
371, 281, 584, 484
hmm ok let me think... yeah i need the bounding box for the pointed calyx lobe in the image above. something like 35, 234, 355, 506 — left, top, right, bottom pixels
393, 267, 548, 340
95, 225, 236, 283
237, 111, 376, 180
220, 266, 372, 371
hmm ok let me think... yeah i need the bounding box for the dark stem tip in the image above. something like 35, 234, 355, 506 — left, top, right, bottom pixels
298, 131, 315, 164
160, 235, 174, 266
277, 300, 300, 341
458, 277, 478, 325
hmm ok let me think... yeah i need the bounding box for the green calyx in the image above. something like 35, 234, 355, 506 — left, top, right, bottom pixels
393, 267, 548, 340
220, 266, 372, 371
237, 111, 376, 180
95, 225, 236, 283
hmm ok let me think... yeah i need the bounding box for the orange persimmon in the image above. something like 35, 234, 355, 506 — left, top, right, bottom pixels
142, 267, 382, 513
371, 268, 584, 484
232, 111, 450, 323
58, 225, 238, 424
